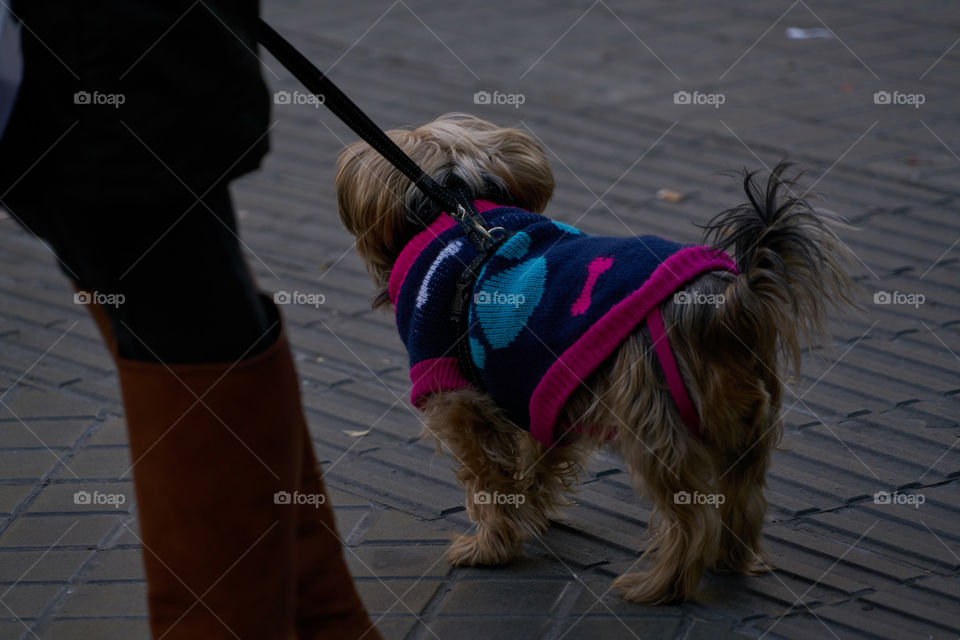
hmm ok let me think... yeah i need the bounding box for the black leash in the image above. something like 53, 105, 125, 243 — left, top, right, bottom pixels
256, 18, 501, 253
257, 19, 507, 388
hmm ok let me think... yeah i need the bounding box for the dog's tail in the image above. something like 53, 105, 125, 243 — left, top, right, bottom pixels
667, 162, 858, 577
701, 162, 857, 383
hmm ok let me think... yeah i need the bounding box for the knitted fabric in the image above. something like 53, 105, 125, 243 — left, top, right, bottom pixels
389, 201, 737, 447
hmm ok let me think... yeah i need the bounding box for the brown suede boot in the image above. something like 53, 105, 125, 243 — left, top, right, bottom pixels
293, 431, 381, 639
117, 329, 302, 638
77, 290, 380, 639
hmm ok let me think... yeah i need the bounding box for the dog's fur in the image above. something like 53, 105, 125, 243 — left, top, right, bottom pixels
335, 114, 856, 603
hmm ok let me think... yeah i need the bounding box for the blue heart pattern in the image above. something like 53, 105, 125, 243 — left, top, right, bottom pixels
471, 230, 548, 368
475, 256, 547, 350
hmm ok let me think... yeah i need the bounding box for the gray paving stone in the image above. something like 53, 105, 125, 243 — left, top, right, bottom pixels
764, 549, 873, 598
29, 482, 134, 515
331, 507, 367, 542
0, 582, 61, 621
361, 509, 453, 544
531, 526, 620, 570
64, 448, 133, 481
0, 549, 93, 582
761, 597, 943, 640
0, 418, 90, 450
559, 616, 686, 640
0, 515, 120, 549
371, 615, 419, 640
0, 349, 97, 390
860, 585, 960, 633
83, 548, 144, 582
325, 486, 376, 508
429, 615, 550, 639
354, 579, 441, 616
684, 620, 753, 640
805, 508, 960, 572
346, 544, 451, 579
41, 618, 151, 640
82, 418, 129, 447
57, 377, 122, 407
0, 622, 30, 639
0, 484, 34, 515
767, 525, 927, 583
58, 582, 148, 618
438, 579, 566, 615
110, 521, 141, 547
0, 450, 60, 481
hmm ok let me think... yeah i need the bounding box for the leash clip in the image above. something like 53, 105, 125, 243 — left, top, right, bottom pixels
454, 204, 506, 250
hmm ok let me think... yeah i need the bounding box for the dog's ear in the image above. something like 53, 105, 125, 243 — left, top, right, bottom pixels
431, 115, 555, 213
335, 135, 419, 291
481, 127, 554, 213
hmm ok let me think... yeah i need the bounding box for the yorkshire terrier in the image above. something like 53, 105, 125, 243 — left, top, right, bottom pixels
335, 113, 855, 603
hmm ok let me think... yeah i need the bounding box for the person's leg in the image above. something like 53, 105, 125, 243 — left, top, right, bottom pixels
63, 185, 275, 364
44, 182, 380, 639
2, 2, 380, 632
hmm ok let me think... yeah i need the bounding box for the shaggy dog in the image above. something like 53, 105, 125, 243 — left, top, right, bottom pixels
335, 114, 855, 603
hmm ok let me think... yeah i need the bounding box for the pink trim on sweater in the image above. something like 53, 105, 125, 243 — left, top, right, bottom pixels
528, 247, 736, 446
387, 200, 502, 305
472, 200, 500, 214
409, 357, 473, 406
646, 306, 700, 435
388, 215, 456, 305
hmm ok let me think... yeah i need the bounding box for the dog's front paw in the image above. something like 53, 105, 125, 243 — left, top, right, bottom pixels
447, 530, 522, 566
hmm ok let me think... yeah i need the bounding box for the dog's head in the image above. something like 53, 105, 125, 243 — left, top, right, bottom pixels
335, 114, 555, 305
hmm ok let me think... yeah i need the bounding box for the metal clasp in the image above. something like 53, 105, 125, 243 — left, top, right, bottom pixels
455, 204, 506, 247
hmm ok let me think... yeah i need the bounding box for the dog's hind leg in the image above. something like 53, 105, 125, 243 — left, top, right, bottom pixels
613, 432, 723, 604
713, 449, 771, 575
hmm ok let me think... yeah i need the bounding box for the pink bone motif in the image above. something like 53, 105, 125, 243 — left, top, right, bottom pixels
571, 256, 615, 316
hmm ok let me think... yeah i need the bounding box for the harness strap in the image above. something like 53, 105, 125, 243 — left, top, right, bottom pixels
450, 250, 493, 388
645, 307, 701, 436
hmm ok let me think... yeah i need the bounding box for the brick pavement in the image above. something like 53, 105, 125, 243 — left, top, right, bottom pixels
1, 1, 958, 638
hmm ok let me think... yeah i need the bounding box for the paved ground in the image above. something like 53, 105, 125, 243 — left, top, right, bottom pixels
2, 1, 959, 638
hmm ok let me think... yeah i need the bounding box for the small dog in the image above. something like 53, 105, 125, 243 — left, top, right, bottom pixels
335, 114, 855, 603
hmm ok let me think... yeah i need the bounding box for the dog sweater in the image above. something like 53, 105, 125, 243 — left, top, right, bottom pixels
388, 201, 737, 446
